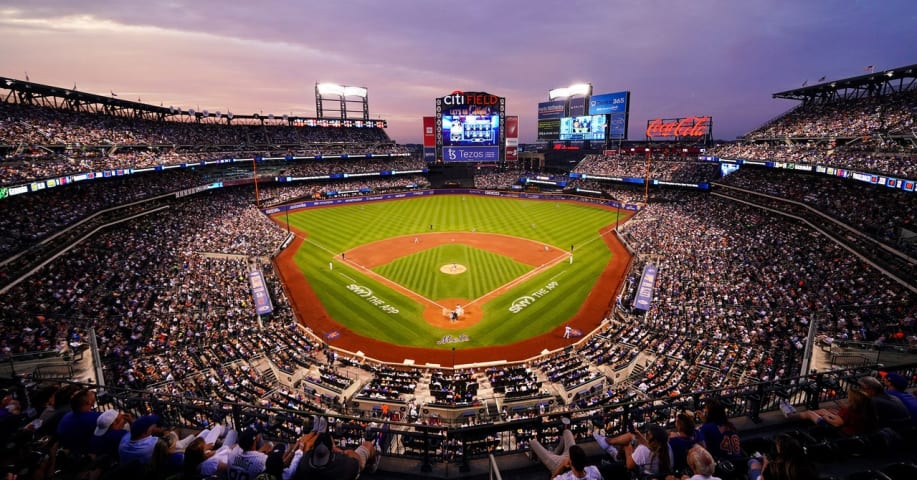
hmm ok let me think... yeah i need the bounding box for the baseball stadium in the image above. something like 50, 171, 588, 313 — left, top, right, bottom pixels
0, 64, 916, 479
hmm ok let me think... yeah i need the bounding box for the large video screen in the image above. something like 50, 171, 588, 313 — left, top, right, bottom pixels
442, 115, 500, 147
559, 115, 607, 141
537, 119, 560, 141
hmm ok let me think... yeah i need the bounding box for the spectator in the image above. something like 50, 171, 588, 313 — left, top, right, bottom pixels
89, 409, 132, 460
56, 388, 100, 455
675, 445, 721, 480
227, 428, 271, 479
551, 444, 603, 480
293, 430, 381, 480
669, 412, 705, 473
118, 414, 162, 466
882, 372, 917, 426
698, 400, 742, 462
782, 387, 876, 437
746, 434, 817, 480
529, 417, 577, 475
857, 376, 911, 429
601, 423, 674, 478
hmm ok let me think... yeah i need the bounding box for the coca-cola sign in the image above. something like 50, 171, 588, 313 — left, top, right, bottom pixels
645, 116, 711, 139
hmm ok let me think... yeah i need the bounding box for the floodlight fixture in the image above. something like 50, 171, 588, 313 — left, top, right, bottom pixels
548, 83, 593, 100
317, 83, 368, 98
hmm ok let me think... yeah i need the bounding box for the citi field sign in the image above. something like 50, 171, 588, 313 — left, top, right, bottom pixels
441, 91, 501, 106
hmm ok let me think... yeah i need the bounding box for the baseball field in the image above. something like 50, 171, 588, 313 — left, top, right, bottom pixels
273, 194, 630, 365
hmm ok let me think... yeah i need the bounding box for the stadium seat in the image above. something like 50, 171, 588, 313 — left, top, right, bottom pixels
845, 471, 893, 480
880, 462, 917, 480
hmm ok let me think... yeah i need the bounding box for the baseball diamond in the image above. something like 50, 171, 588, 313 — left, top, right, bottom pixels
272, 194, 631, 367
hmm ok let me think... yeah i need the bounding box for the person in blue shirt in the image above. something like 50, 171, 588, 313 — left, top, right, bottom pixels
698, 399, 743, 462
56, 389, 100, 455
118, 414, 161, 465
883, 372, 917, 426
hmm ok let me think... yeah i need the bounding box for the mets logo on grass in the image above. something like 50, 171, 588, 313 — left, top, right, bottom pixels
346, 284, 400, 314
508, 281, 559, 313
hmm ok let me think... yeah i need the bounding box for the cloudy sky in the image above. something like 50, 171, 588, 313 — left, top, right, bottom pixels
1, 1, 914, 143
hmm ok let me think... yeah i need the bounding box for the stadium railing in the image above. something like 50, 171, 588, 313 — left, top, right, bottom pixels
3, 361, 913, 475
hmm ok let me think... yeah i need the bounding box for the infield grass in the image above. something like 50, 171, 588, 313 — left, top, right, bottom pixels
375, 244, 532, 301
289, 194, 621, 350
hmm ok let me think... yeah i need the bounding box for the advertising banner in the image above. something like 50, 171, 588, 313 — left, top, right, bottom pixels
537, 119, 560, 141
248, 270, 274, 315
506, 146, 518, 161
506, 116, 518, 161
443, 146, 499, 162
645, 116, 712, 140
568, 97, 587, 117
633, 264, 658, 311
589, 91, 629, 115
423, 116, 436, 147
423, 147, 436, 162
537, 100, 566, 120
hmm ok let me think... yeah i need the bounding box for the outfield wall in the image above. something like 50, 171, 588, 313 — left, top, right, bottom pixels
262, 189, 641, 216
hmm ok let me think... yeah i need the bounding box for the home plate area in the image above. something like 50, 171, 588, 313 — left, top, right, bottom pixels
443, 304, 465, 323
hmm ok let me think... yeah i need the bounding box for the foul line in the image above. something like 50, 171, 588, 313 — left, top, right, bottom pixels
308, 226, 613, 313
464, 253, 570, 308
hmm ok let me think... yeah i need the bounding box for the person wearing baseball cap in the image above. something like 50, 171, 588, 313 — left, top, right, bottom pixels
118, 413, 161, 465
89, 409, 131, 459
857, 375, 911, 429
883, 372, 917, 426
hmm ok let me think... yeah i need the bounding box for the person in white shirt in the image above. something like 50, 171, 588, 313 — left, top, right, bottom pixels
226, 428, 271, 479
551, 445, 602, 479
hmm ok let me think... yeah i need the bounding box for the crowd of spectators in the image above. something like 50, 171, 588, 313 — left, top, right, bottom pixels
0, 100, 414, 185
709, 142, 916, 179
715, 167, 916, 257
473, 171, 524, 189
745, 89, 915, 139
1, 89, 916, 476
573, 153, 721, 183
615, 191, 915, 396
564, 180, 649, 205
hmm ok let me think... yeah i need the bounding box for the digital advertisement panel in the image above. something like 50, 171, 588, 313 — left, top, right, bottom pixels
537, 100, 566, 120
442, 115, 500, 147
559, 115, 607, 141
443, 146, 500, 162
568, 97, 587, 117
645, 116, 712, 140
589, 91, 629, 115
537, 119, 560, 141
608, 114, 628, 140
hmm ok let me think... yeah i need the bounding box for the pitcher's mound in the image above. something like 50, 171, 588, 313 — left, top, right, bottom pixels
440, 264, 467, 275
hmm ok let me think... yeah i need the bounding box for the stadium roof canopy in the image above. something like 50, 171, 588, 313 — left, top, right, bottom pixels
772, 64, 916, 102
0, 77, 384, 126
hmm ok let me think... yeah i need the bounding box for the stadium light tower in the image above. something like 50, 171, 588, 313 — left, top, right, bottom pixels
547, 83, 593, 100
315, 82, 369, 120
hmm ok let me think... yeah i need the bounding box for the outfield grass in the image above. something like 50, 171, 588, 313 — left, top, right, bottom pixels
289, 194, 620, 350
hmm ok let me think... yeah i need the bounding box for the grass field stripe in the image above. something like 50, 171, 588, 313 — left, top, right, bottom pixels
280, 195, 620, 348
464, 251, 571, 307
304, 237, 340, 257
341, 257, 448, 310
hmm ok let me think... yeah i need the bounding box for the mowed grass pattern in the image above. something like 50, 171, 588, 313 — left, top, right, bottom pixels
289, 194, 621, 349
374, 244, 532, 301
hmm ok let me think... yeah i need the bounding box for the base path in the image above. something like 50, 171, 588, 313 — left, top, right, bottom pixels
271, 206, 632, 366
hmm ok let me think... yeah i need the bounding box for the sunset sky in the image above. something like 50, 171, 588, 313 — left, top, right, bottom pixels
1, 1, 914, 143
